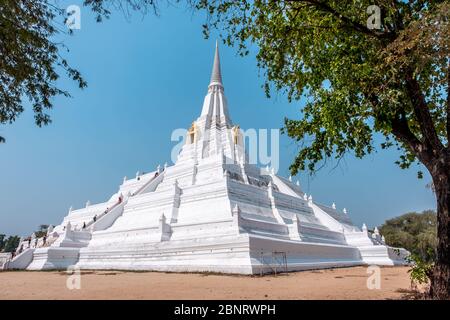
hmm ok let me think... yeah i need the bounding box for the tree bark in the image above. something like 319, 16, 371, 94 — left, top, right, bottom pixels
430, 165, 450, 299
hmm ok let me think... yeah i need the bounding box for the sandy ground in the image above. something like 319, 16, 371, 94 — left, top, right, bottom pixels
0, 266, 416, 300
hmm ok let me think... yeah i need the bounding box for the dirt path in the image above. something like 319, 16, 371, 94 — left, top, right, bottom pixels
0, 266, 414, 300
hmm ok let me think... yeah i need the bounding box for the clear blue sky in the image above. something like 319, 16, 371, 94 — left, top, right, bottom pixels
0, 2, 435, 236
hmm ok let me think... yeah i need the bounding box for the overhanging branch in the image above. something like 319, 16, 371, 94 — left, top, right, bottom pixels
391, 110, 433, 167
447, 64, 450, 147
405, 70, 444, 154
283, 0, 396, 40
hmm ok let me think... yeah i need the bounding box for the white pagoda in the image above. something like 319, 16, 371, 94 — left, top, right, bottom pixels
5, 44, 408, 274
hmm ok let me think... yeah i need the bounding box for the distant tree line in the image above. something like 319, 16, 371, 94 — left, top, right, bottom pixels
0, 234, 20, 253
0, 225, 49, 253
35, 225, 49, 238
379, 210, 436, 262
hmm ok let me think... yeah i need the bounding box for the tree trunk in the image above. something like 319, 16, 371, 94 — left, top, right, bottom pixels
430, 168, 450, 299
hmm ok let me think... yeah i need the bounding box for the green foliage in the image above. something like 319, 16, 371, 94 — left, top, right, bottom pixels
381, 211, 436, 288
0, 0, 160, 143
1, 235, 20, 253
379, 210, 437, 262
83, 0, 160, 22
407, 252, 434, 285
0, 0, 88, 143
34, 224, 49, 238
0, 234, 6, 251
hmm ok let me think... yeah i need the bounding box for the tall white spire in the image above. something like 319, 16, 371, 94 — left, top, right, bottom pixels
209, 40, 223, 87
201, 41, 230, 122
177, 41, 238, 164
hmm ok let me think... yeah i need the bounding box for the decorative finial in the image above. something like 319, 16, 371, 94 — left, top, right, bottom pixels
362, 223, 367, 231
69, 206, 73, 212
303, 193, 308, 200
296, 180, 300, 186
209, 40, 223, 86
288, 175, 292, 182
343, 208, 347, 214
136, 171, 140, 178
270, 167, 275, 175
157, 164, 161, 172
123, 176, 127, 183
86, 200, 90, 207
164, 162, 168, 170
332, 203, 336, 209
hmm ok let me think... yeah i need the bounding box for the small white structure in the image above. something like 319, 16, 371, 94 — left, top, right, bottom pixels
7, 43, 408, 273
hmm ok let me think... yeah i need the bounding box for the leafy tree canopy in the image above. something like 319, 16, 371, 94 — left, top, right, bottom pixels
379, 210, 437, 262
0, 0, 159, 143
1, 235, 20, 253
0, 0, 88, 143
195, 0, 449, 177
